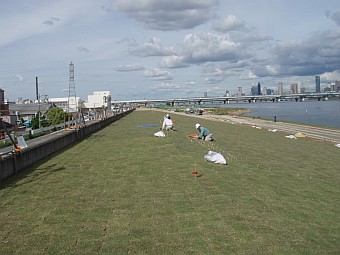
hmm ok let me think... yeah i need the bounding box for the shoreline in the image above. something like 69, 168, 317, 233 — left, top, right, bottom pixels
209, 100, 340, 129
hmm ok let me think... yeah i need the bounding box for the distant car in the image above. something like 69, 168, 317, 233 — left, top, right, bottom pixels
196, 109, 203, 115
185, 108, 194, 114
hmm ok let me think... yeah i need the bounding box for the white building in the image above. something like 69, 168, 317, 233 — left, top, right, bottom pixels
83, 91, 111, 110
49, 97, 83, 112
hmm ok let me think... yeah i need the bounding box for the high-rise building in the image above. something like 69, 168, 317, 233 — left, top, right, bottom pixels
315, 76, 321, 93
251, 85, 258, 95
237, 87, 242, 97
257, 82, 261, 95
291, 83, 299, 94
278, 82, 283, 95
335, 80, 340, 92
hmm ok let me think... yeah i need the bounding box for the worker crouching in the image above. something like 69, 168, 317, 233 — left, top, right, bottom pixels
162, 114, 174, 131
195, 123, 214, 141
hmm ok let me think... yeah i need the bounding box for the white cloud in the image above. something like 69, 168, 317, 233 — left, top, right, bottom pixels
265, 65, 280, 75
166, 32, 251, 66
155, 82, 181, 90
205, 76, 224, 84
155, 81, 196, 91
212, 15, 245, 32
107, 0, 218, 31
240, 71, 258, 80
249, 28, 340, 78
183, 33, 240, 62
115, 63, 144, 71
160, 55, 188, 68
144, 68, 174, 80
203, 67, 225, 84
320, 71, 340, 81
129, 37, 176, 57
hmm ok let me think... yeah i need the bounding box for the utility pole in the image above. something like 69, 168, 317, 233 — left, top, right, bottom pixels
38, 93, 41, 129
36, 76, 41, 129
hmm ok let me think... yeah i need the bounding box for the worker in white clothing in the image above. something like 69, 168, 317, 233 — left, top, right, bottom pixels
162, 114, 174, 131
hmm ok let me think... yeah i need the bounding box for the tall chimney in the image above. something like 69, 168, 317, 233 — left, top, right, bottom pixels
36, 77, 39, 101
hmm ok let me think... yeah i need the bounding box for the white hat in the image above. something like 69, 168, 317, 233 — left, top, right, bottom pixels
165, 114, 170, 118
195, 123, 201, 129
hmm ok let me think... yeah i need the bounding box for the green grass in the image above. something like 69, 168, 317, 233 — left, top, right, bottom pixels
0, 110, 339, 254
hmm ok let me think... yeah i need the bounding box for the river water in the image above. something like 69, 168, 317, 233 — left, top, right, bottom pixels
209, 100, 340, 128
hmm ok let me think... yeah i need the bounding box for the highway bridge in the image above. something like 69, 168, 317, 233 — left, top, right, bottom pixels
112, 92, 340, 106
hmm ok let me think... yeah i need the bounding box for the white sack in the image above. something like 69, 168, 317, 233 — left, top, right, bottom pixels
17, 136, 28, 149
285, 135, 297, 139
204, 151, 227, 165
154, 131, 165, 137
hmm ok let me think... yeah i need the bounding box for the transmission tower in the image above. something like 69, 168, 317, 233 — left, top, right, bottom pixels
67, 61, 77, 113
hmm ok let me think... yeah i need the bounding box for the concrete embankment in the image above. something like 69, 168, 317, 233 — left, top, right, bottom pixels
0, 109, 134, 182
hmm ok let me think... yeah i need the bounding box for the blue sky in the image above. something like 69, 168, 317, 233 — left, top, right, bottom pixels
0, 0, 339, 101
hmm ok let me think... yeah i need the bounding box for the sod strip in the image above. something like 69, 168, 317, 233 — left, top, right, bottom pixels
0, 110, 339, 254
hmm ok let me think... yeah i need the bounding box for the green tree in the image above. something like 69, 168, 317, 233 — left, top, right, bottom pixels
30, 111, 47, 129
46, 107, 69, 126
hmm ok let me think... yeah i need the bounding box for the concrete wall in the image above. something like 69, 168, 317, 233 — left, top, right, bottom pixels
0, 109, 134, 182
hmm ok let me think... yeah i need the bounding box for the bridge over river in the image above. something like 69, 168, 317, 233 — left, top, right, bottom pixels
113, 92, 340, 106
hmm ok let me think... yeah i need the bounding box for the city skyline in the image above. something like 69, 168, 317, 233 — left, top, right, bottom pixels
7, 81, 339, 103
1, 0, 340, 101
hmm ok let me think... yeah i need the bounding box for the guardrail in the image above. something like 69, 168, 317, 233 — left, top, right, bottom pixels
1, 117, 100, 144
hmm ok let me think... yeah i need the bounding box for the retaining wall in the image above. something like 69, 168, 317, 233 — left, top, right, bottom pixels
0, 109, 134, 182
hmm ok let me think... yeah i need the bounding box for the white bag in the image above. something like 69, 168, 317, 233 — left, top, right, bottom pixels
17, 136, 28, 149
154, 131, 165, 137
204, 151, 227, 165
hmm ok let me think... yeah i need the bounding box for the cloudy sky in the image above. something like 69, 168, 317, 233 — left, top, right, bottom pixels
1, 0, 339, 101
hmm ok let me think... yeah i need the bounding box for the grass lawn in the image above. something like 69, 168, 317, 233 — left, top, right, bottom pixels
0, 109, 339, 254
